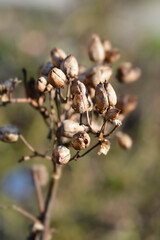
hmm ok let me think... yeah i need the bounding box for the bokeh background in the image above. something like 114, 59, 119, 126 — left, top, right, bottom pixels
0, 0, 160, 239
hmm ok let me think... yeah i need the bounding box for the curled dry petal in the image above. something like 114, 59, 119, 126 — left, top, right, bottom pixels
98, 139, 111, 155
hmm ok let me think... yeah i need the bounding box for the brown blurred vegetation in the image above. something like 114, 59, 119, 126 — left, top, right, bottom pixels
0, 0, 160, 239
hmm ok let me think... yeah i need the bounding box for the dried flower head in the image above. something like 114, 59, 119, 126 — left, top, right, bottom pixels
72, 131, 90, 150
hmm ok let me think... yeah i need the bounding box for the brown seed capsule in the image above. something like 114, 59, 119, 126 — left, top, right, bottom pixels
104, 82, 117, 106
116, 131, 132, 150
105, 48, 120, 63
116, 62, 141, 83
48, 67, 67, 88
53, 145, 71, 165
36, 75, 48, 92
98, 139, 110, 155
86, 64, 112, 88
95, 82, 109, 113
0, 125, 19, 143
102, 39, 112, 52
88, 34, 105, 63
71, 80, 87, 96
32, 164, 48, 187
50, 47, 67, 68
72, 131, 90, 150
105, 108, 120, 120
60, 120, 89, 138
116, 95, 137, 115
39, 62, 54, 76
60, 54, 79, 78
72, 93, 89, 113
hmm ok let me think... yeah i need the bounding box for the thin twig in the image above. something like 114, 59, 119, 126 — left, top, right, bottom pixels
32, 170, 44, 214
0, 204, 42, 225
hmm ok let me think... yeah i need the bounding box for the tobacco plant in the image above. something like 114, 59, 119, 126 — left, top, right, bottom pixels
0, 34, 141, 240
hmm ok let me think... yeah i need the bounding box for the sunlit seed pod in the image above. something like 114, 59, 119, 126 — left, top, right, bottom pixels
102, 39, 112, 52
60, 120, 89, 138
116, 131, 133, 150
88, 34, 105, 63
116, 95, 137, 115
50, 47, 67, 68
60, 54, 79, 78
95, 82, 109, 113
39, 62, 54, 76
85, 64, 112, 88
48, 67, 67, 88
104, 82, 117, 106
71, 80, 87, 96
36, 75, 48, 92
105, 48, 120, 63
105, 108, 120, 120
72, 93, 89, 113
116, 62, 141, 83
98, 139, 110, 155
0, 125, 19, 143
32, 164, 48, 187
53, 145, 71, 165
72, 131, 90, 150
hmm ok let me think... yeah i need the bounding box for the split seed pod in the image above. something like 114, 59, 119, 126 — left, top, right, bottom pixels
48, 67, 67, 88
116, 62, 141, 83
116, 95, 137, 115
85, 64, 112, 88
0, 125, 19, 143
50, 48, 66, 68
116, 131, 132, 150
36, 75, 48, 92
60, 54, 79, 78
59, 120, 89, 138
105, 49, 120, 63
53, 145, 71, 165
72, 131, 90, 150
95, 82, 117, 113
88, 34, 105, 63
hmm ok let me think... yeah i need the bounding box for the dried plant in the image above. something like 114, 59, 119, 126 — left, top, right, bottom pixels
0, 34, 141, 240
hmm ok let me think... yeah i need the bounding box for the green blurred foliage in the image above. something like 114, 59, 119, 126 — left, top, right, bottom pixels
0, 0, 160, 240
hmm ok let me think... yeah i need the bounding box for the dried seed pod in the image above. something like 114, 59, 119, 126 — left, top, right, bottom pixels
105, 48, 120, 63
0, 125, 19, 143
116, 95, 137, 115
39, 62, 54, 76
72, 131, 90, 150
72, 93, 89, 113
98, 139, 110, 155
103, 39, 112, 52
71, 80, 87, 96
32, 164, 48, 186
116, 131, 132, 150
95, 82, 109, 113
88, 34, 105, 63
60, 54, 79, 78
48, 67, 67, 88
116, 62, 141, 83
104, 82, 117, 106
86, 64, 112, 88
53, 145, 71, 165
36, 75, 48, 92
105, 108, 120, 120
60, 120, 89, 138
50, 47, 66, 68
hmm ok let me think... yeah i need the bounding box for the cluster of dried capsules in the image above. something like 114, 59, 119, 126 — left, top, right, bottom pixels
0, 34, 141, 165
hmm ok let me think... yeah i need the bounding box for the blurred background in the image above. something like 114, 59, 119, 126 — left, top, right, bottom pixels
0, 0, 160, 239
